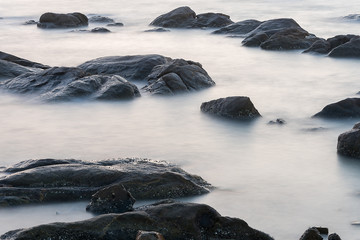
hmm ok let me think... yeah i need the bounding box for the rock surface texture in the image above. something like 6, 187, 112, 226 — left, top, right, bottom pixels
0, 158, 211, 207
313, 98, 360, 118
0, 201, 273, 240
150, 6, 233, 28
201, 96, 261, 119
37, 12, 88, 28
299, 228, 323, 240
212, 19, 262, 35
337, 122, 360, 159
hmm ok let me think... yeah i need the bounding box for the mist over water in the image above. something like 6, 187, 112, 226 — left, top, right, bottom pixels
1, 0, 360, 239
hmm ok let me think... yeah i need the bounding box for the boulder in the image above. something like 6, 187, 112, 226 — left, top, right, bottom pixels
37, 12, 88, 28
0, 51, 49, 69
299, 228, 322, 240
0, 201, 273, 240
337, 122, 360, 158
0, 67, 140, 101
0, 60, 37, 78
303, 39, 331, 54
143, 59, 215, 95
90, 27, 111, 33
88, 15, 115, 23
201, 96, 261, 119
0, 158, 211, 206
328, 36, 360, 58
150, 6, 233, 28
136, 231, 165, 240
212, 19, 262, 35
86, 184, 135, 214
313, 98, 360, 118
328, 233, 342, 240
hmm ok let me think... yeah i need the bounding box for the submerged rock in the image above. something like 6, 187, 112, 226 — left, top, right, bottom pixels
201, 96, 261, 119
91, 27, 111, 33
0, 158, 211, 206
337, 122, 360, 158
150, 6, 233, 29
313, 98, 360, 118
88, 15, 115, 23
343, 14, 360, 21
145, 27, 170, 32
268, 118, 286, 125
107, 22, 124, 27
0, 201, 273, 240
37, 12, 88, 28
212, 19, 262, 35
23, 20, 37, 25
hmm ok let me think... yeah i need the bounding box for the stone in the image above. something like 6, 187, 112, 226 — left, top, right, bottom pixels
303, 39, 331, 54
24, 20, 37, 25
0, 60, 36, 78
337, 122, 360, 158
143, 59, 215, 95
0, 196, 31, 207
37, 12, 88, 28
0, 51, 49, 69
86, 184, 135, 214
313, 98, 360, 118
107, 22, 124, 27
0, 201, 273, 240
299, 228, 322, 240
136, 231, 165, 240
328, 233, 342, 240
0, 67, 140, 101
343, 14, 360, 21
88, 15, 115, 23
212, 19, 262, 35
90, 27, 111, 33
201, 96, 261, 119
268, 118, 286, 125
145, 28, 170, 32
329, 36, 360, 58
190, 12, 233, 28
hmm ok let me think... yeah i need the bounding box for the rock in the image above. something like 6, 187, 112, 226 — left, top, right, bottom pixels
313, 227, 328, 235
0, 60, 37, 78
303, 38, 331, 54
0, 51, 49, 69
343, 14, 360, 21
88, 15, 114, 23
337, 122, 360, 158
268, 118, 286, 125
107, 22, 124, 27
313, 98, 360, 118
136, 231, 165, 240
0, 201, 273, 240
0, 158, 211, 206
329, 36, 360, 58
143, 59, 215, 95
0, 67, 140, 101
150, 6, 233, 29
299, 228, 322, 240
23, 20, 37, 25
328, 233, 342, 240
0, 196, 31, 207
86, 184, 135, 214
91, 27, 111, 33
144, 28, 170, 32
242, 18, 319, 50
201, 96, 261, 120
212, 19, 262, 35
37, 12, 88, 28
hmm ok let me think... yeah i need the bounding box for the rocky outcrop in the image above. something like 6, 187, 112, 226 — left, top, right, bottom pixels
337, 122, 360, 158
37, 12, 88, 28
212, 19, 262, 35
242, 18, 319, 50
150, 6, 233, 29
0, 60, 37, 78
86, 184, 135, 214
0, 201, 273, 240
0, 67, 140, 101
201, 96, 261, 119
313, 98, 360, 118
143, 59, 215, 95
0, 158, 211, 206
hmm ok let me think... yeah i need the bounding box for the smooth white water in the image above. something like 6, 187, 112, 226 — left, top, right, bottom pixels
1, 0, 360, 239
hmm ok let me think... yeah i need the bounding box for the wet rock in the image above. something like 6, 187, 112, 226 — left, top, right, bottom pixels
86, 184, 135, 214
0, 158, 211, 206
328, 233, 342, 240
0, 201, 273, 240
299, 228, 322, 240
24, 20, 37, 25
268, 118, 286, 125
37, 12, 88, 28
213, 19, 262, 35
313, 227, 328, 235
145, 27, 170, 32
337, 122, 360, 158
313, 98, 360, 118
0, 60, 37, 78
91, 27, 111, 33
136, 231, 165, 240
143, 59, 215, 95
150, 6, 233, 29
107, 22, 124, 27
343, 14, 360, 21
0, 51, 49, 69
88, 15, 114, 23
0, 67, 140, 101
328, 36, 360, 58
0, 196, 31, 207
303, 38, 331, 54
201, 96, 261, 119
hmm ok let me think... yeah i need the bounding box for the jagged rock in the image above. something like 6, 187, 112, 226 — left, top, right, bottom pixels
150, 6, 233, 29
0, 67, 140, 101
313, 98, 360, 118
37, 12, 88, 29
0, 158, 211, 206
0, 51, 49, 69
201, 96, 261, 119
136, 231, 165, 240
88, 15, 114, 23
86, 184, 135, 214
328, 233, 342, 240
212, 19, 262, 35
337, 122, 360, 158
0, 201, 273, 240
0, 60, 37, 78
107, 22, 124, 27
91, 27, 111, 33
143, 59, 215, 95
299, 228, 322, 240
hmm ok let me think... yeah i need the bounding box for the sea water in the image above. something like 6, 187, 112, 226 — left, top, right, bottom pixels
1, 0, 360, 239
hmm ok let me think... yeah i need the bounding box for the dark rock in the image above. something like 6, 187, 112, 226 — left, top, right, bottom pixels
144, 28, 170, 32
313, 98, 360, 118
0, 60, 36, 78
201, 96, 261, 119
37, 12, 88, 28
88, 15, 114, 23
327, 35, 357, 50
86, 184, 135, 214
136, 231, 165, 240
299, 228, 322, 240
78, 55, 170, 81
337, 122, 360, 158
329, 36, 360, 58
0, 196, 31, 207
0, 201, 273, 240
91, 27, 111, 33
343, 14, 360, 21
0, 51, 49, 69
24, 20, 37, 25
313, 227, 328, 235
268, 118, 286, 125
213, 19, 262, 35
0, 158, 211, 206
303, 38, 331, 54
143, 59, 215, 95
0, 67, 140, 101
150, 6, 233, 29
107, 22, 124, 27
328, 233, 342, 240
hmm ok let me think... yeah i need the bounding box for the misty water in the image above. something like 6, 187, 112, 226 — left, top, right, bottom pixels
1, 0, 360, 239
